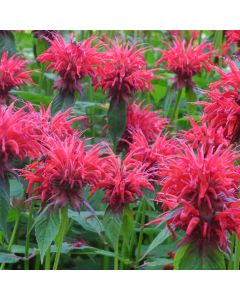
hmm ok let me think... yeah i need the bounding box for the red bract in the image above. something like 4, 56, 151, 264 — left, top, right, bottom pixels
201, 89, 240, 143
210, 60, 240, 91
0, 103, 41, 177
180, 119, 229, 153
156, 38, 213, 89
0, 51, 34, 104
94, 39, 157, 103
21, 136, 105, 211
151, 144, 240, 252
95, 147, 154, 212
37, 34, 102, 94
27, 105, 85, 144
127, 130, 178, 182
117, 102, 168, 151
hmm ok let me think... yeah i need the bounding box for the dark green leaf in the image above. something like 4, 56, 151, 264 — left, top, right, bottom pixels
102, 210, 122, 250
108, 99, 127, 149
35, 210, 60, 263
51, 90, 75, 115
12, 90, 51, 105
0, 175, 10, 238
0, 31, 16, 56
0, 252, 20, 264
174, 243, 226, 270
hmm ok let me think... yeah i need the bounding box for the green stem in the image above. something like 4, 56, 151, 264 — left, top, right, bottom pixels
136, 200, 147, 266
24, 202, 34, 270
53, 207, 68, 270
114, 239, 119, 270
44, 247, 51, 270
34, 250, 40, 270
234, 235, 240, 270
228, 234, 235, 270
172, 88, 183, 129
0, 211, 21, 270
102, 244, 109, 270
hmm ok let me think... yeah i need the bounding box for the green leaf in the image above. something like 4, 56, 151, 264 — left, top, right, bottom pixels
0, 31, 16, 56
108, 99, 128, 149
35, 210, 61, 263
163, 85, 177, 117
121, 205, 134, 249
185, 86, 197, 115
51, 90, 75, 115
0, 175, 10, 238
68, 210, 103, 234
0, 252, 20, 264
142, 226, 171, 259
33, 38, 49, 58
174, 243, 226, 270
102, 210, 122, 250
12, 90, 51, 105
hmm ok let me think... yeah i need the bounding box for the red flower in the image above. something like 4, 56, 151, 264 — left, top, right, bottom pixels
94, 39, 157, 103
0, 51, 34, 104
180, 119, 229, 153
223, 31, 240, 55
37, 34, 102, 95
127, 130, 178, 182
27, 105, 86, 144
0, 103, 41, 177
117, 102, 168, 151
201, 89, 240, 143
156, 37, 213, 89
95, 147, 154, 212
210, 59, 240, 91
151, 144, 240, 252
21, 135, 105, 210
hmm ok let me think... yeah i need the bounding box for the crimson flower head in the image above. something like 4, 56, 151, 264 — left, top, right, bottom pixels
151, 143, 240, 252
0, 103, 41, 177
95, 147, 154, 212
94, 39, 157, 103
117, 102, 168, 152
157, 38, 213, 89
210, 59, 240, 91
201, 89, 240, 143
21, 135, 105, 211
37, 34, 102, 95
0, 51, 34, 104
223, 31, 240, 55
180, 119, 229, 153
127, 130, 178, 182
26, 105, 86, 145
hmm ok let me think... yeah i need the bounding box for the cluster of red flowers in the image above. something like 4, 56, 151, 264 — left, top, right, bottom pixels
0, 52, 33, 104
2, 31, 240, 260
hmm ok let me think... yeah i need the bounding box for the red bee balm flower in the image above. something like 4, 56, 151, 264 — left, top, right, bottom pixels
117, 102, 168, 151
37, 34, 102, 95
157, 38, 213, 89
0, 52, 34, 104
95, 147, 154, 212
94, 39, 157, 103
151, 144, 240, 252
21, 136, 104, 210
0, 103, 41, 177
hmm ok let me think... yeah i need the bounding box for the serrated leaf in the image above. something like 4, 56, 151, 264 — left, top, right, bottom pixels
102, 210, 122, 250
174, 243, 226, 270
68, 210, 103, 234
0, 175, 10, 238
142, 226, 171, 259
108, 99, 127, 149
35, 211, 60, 263
0, 252, 20, 264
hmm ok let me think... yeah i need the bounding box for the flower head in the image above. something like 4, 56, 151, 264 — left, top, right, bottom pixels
0, 103, 41, 177
157, 38, 213, 89
37, 34, 102, 95
21, 135, 104, 211
201, 89, 240, 143
0, 51, 34, 104
94, 39, 157, 103
95, 147, 154, 212
117, 102, 168, 152
151, 144, 240, 252
180, 119, 229, 153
